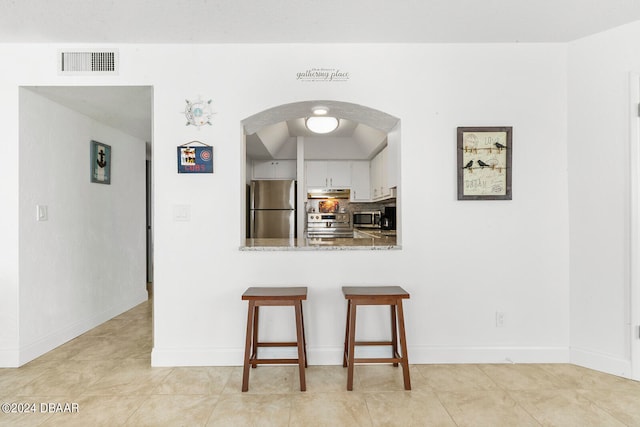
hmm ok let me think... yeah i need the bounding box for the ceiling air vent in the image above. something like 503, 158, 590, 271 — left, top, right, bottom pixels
59, 49, 119, 75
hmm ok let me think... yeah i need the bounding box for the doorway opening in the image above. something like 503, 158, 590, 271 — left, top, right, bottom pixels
18, 85, 153, 364
630, 73, 640, 380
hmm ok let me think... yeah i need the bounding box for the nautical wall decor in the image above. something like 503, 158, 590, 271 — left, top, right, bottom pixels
457, 127, 512, 200
90, 140, 111, 184
177, 141, 213, 174
184, 97, 214, 127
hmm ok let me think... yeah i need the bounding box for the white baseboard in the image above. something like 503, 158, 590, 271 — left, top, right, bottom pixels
152, 347, 243, 367
17, 293, 148, 366
570, 347, 633, 379
411, 345, 570, 364
151, 345, 570, 367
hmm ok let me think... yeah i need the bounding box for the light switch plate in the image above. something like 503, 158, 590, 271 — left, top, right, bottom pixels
173, 205, 191, 222
36, 205, 48, 221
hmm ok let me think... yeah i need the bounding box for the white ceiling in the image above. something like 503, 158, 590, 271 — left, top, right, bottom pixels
25, 86, 153, 142
2, 0, 640, 44
11, 1, 640, 147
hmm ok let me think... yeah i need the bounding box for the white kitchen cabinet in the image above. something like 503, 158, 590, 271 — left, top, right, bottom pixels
305, 160, 351, 188
350, 160, 371, 201
370, 150, 381, 199
370, 147, 391, 200
386, 124, 400, 189
327, 161, 351, 187
253, 160, 296, 179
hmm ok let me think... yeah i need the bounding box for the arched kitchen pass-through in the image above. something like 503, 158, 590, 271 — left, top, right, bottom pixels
241, 100, 401, 250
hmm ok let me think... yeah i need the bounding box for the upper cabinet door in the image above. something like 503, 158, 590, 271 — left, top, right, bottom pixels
305, 161, 329, 187
370, 147, 391, 200
326, 161, 351, 187
253, 160, 296, 180
253, 161, 275, 179
273, 160, 296, 179
305, 160, 351, 188
350, 161, 370, 201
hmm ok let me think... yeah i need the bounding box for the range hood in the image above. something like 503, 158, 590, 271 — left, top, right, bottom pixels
307, 188, 351, 199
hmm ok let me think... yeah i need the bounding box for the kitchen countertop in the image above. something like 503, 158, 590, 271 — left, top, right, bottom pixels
241, 232, 399, 251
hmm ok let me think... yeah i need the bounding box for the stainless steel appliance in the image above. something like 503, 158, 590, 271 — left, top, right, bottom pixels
381, 206, 396, 230
307, 212, 353, 238
249, 180, 296, 238
307, 188, 350, 199
353, 210, 382, 229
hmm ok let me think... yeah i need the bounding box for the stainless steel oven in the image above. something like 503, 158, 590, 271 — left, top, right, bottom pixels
306, 213, 353, 238
353, 211, 381, 229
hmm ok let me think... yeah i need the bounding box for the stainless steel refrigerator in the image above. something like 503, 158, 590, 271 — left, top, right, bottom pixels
249, 180, 296, 238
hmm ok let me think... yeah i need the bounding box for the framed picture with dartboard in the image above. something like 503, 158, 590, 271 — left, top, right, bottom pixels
177, 142, 213, 174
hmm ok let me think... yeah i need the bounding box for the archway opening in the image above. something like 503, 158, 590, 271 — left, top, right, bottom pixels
241, 100, 401, 249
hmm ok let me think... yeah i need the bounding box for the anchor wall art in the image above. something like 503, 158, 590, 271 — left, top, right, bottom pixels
457, 127, 512, 200
90, 140, 111, 185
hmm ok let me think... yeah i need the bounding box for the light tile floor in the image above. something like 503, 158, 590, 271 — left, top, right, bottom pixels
2, 299, 640, 426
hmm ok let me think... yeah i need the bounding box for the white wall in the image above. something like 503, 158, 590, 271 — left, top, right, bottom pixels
17, 88, 147, 365
0, 79, 20, 367
0, 42, 570, 367
151, 43, 570, 366
568, 21, 640, 377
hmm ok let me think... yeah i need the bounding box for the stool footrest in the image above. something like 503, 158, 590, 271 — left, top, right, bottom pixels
353, 357, 402, 364
256, 342, 299, 347
354, 340, 394, 346
250, 358, 301, 365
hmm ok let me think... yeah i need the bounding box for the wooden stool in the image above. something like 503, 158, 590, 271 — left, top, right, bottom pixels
342, 285, 411, 391
241, 286, 308, 392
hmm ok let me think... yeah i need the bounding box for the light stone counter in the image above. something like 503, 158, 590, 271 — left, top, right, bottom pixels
240, 235, 399, 251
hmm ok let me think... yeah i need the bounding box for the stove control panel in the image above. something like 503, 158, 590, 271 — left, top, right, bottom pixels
307, 213, 350, 223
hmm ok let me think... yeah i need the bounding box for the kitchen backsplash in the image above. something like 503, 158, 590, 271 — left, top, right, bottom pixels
348, 200, 396, 213
306, 198, 396, 214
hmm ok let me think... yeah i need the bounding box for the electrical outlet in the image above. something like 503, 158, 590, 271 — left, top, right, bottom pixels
36, 205, 48, 221
496, 311, 505, 327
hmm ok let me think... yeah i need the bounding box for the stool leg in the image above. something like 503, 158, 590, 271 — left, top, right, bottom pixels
396, 299, 411, 390
294, 301, 306, 391
343, 300, 352, 367
300, 301, 308, 368
346, 302, 357, 391
242, 300, 256, 392
390, 304, 398, 367
251, 305, 260, 368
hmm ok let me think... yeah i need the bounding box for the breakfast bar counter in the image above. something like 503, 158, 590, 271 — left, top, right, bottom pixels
241, 234, 399, 251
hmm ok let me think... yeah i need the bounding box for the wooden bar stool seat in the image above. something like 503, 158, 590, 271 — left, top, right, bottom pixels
241, 286, 308, 392
342, 285, 411, 391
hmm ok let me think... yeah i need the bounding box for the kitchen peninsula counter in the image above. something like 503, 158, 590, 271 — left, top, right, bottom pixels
241, 234, 399, 251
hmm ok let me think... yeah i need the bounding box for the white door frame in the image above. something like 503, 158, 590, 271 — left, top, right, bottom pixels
629, 72, 640, 381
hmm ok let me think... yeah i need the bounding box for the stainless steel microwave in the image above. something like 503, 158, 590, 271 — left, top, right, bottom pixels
353, 211, 381, 228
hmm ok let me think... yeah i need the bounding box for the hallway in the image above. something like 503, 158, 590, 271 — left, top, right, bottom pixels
1, 299, 640, 426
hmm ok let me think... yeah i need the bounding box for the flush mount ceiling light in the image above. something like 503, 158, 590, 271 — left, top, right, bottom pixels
305, 116, 339, 134
306, 108, 339, 134
305, 106, 339, 133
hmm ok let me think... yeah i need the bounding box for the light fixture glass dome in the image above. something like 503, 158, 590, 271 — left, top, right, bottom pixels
305, 116, 339, 134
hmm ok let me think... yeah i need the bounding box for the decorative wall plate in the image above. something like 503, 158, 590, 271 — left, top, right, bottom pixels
184, 97, 214, 127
